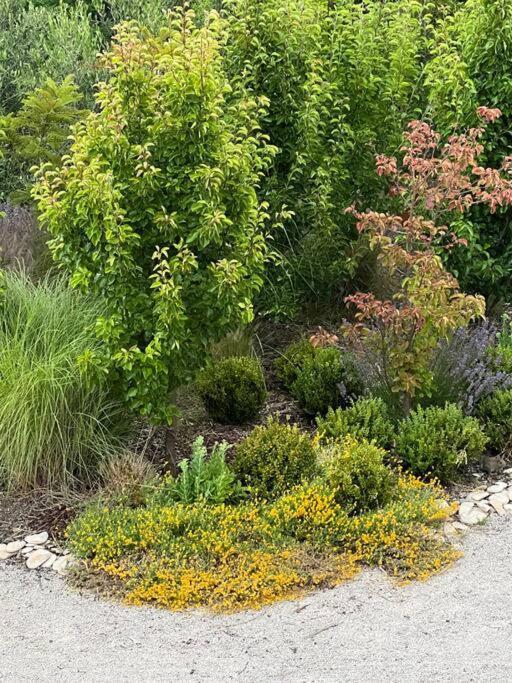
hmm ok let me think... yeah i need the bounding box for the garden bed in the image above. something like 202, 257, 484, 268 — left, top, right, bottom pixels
2, 0, 512, 621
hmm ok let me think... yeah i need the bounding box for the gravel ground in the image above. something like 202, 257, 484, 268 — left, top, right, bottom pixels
1, 516, 512, 682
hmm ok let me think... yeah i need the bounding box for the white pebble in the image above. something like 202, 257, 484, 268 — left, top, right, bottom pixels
0, 544, 15, 560
26, 549, 52, 569
52, 555, 70, 575
489, 491, 509, 515
24, 532, 49, 546
6, 540, 25, 553
487, 482, 508, 494
469, 490, 490, 502
41, 553, 57, 569
459, 501, 488, 525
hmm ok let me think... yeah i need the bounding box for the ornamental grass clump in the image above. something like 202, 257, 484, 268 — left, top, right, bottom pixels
0, 269, 128, 490
197, 356, 266, 424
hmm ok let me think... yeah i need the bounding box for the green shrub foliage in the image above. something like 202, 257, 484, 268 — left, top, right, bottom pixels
489, 314, 512, 374
233, 418, 317, 499
197, 356, 266, 424
2, 0, 512, 308
395, 403, 488, 482
476, 389, 512, 455
275, 339, 361, 415
321, 437, 396, 515
0, 77, 87, 202
426, 0, 512, 300
316, 397, 396, 449
274, 339, 315, 388
0, 0, 100, 112
289, 346, 352, 416
34, 9, 275, 425
225, 0, 429, 309
147, 437, 243, 505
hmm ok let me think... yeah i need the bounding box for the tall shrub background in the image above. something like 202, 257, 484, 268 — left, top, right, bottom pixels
34, 9, 276, 425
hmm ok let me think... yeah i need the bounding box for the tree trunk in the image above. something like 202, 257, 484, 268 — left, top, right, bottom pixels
401, 392, 412, 417
164, 425, 180, 476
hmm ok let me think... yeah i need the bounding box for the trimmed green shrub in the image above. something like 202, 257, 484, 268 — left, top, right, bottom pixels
321, 437, 396, 515
290, 346, 351, 415
148, 437, 243, 506
395, 403, 488, 482
0, 269, 128, 490
233, 418, 317, 499
33, 9, 276, 426
316, 397, 395, 449
197, 356, 266, 424
274, 338, 315, 388
476, 389, 512, 455
275, 339, 361, 415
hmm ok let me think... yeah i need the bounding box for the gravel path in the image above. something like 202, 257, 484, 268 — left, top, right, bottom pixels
1, 517, 512, 682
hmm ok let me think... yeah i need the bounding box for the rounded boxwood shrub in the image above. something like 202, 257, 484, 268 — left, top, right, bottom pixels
476, 389, 512, 455
233, 418, 317, 499
197, 356, 266, 424
274, 338, 315, 387
395, 403, 488, 482
316, 397, 395, 449
275, 339, 362, 415
321, 437, 396, 515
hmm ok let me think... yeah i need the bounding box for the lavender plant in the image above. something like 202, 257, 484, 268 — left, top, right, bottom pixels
429, 323, 512, 413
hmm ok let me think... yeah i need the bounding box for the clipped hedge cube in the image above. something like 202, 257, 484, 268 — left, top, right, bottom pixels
321, 437, 396, 515
396, 403, 488, 482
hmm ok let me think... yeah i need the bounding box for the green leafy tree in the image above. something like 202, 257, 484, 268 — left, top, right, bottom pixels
33, 9, 275, 425
224, 0, 432, 311
426, 0, 512, 301
0, 77, 87, 202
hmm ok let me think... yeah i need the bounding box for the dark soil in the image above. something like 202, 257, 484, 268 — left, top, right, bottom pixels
134, 386, 313, 471
0, 489, 82, 542
132, 320, 321, 470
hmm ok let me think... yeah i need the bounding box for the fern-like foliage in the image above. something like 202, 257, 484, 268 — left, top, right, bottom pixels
149, 437, 244, 506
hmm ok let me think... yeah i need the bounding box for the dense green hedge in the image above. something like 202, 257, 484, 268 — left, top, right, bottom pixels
2, 0, 512, 306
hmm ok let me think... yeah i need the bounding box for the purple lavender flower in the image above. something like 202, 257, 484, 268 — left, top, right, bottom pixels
430, 322, 512, 413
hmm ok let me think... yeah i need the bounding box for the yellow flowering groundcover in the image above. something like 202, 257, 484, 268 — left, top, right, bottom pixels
66, 474, 459, 612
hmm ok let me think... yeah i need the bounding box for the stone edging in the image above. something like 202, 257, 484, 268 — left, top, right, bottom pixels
0, 531, 75, 574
